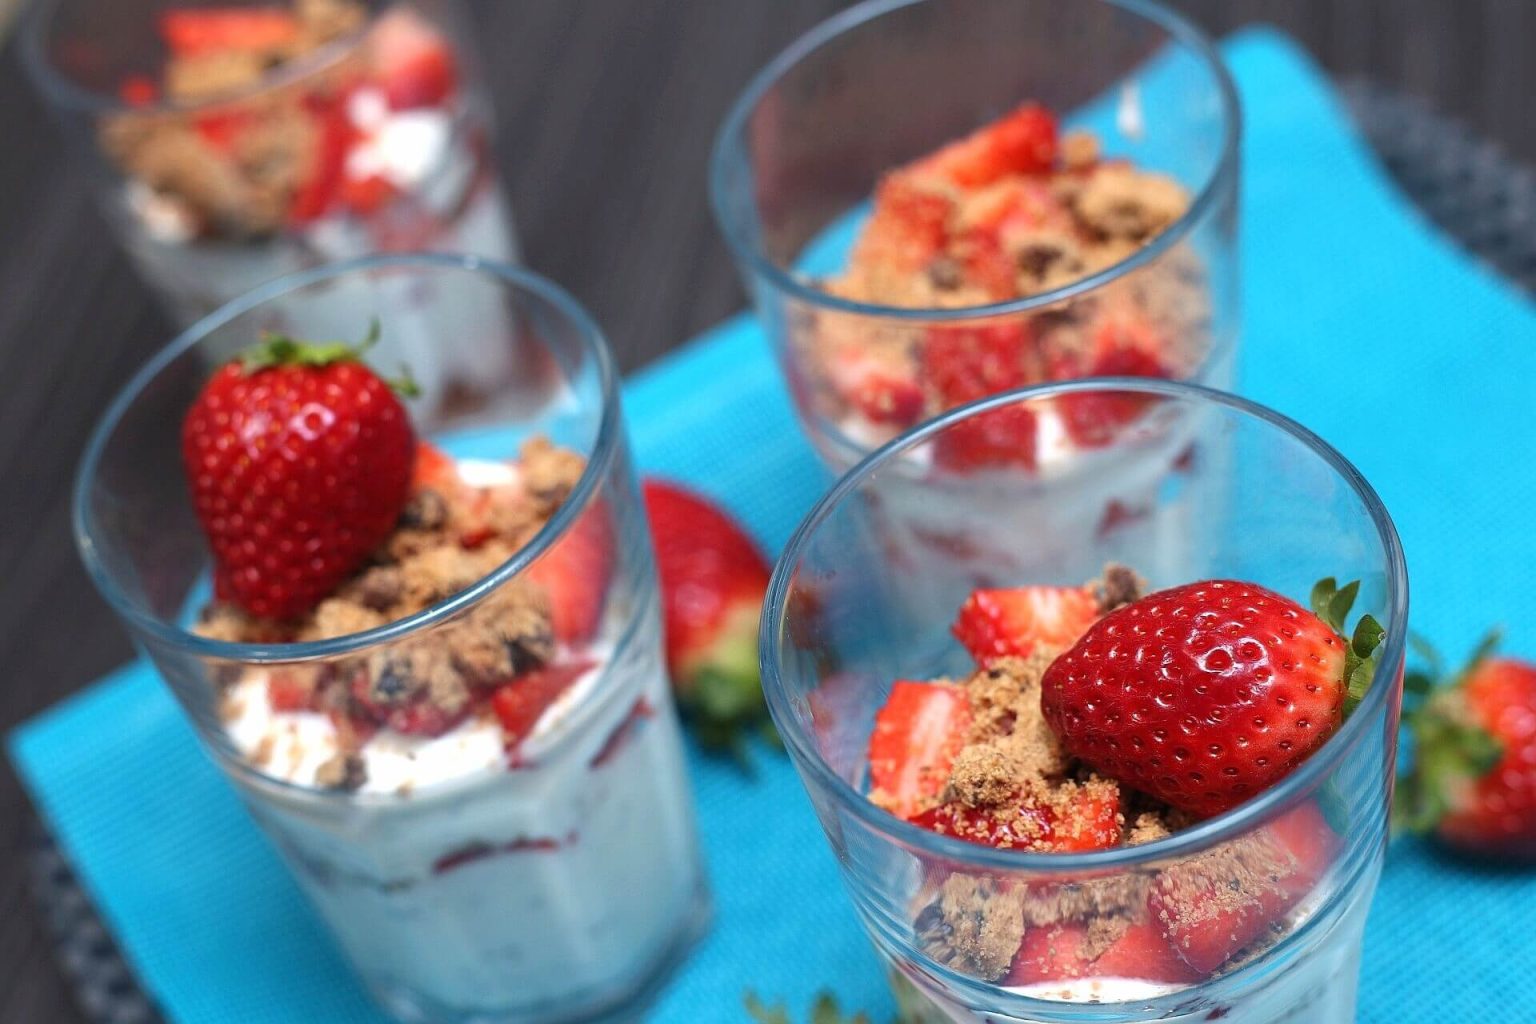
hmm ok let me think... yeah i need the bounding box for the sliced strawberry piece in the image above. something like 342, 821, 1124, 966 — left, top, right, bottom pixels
341, 173, 399, 216
387, 700, 468, 737
371, 9, 459, 110
908, 779, 1121, 852
118, 74, 159, 107
1150, 802, 1338, 974
868, 681, 971, 818
158, 7, 300, 56
1007, 919, 1203, 986
825, 348, 924, 426
267, 672, 312, 712
289, 95, 354, 224
953, 226, 1017, 300
923, 321, 1034, 406
917, 103, 1059, 188
491, 660, 596, 746
411, 440, 458, 492
932, 404, 1039, 471
851, 175, 953, 274
527, 503, 612, 643
952, 585, 1100, 665
194, 108, 254, 153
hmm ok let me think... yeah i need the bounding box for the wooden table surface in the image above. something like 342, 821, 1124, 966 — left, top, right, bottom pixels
0, 1, 1527, 1019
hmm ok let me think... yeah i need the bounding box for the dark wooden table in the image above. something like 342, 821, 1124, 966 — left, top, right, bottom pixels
0, 1, 1526, 1019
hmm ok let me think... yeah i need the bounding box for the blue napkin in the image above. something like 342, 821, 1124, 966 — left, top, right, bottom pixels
11, 28, 1536, 1024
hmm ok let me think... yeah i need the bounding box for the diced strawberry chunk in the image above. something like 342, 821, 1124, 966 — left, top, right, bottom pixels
158, 8, 300, 56
491, 660, 596, 746
923, 321, 1034, 406
953, 227, 1017, 300
1056, 321, 1173, 448
194, 109, 254, 153
118, 74, 159, 107
1007, 919, 1203, 986
1150, 802, 1338, 974
341, 173, 399, 215
371, 9, 459, 110
909, 781, 1121, 852
289, 95, 354, 224
411, 440, 458, 492
852, 175, 953, 274
952, 585, 1100, 665
868, 681, 972, 818
527, 504, 613, 643
825, 349, 924, 426
918, 103, 1060, 188
932, 405, 1040, 471
387, 700, 468, 737
267, 672, 312, 712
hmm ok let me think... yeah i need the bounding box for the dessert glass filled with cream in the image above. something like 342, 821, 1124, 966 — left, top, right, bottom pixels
761, 381, 1408, 1024
73, 256, 708, 1024
23, 0, 516, 401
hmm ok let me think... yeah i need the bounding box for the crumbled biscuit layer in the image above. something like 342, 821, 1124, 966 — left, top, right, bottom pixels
199, 439, 586, 790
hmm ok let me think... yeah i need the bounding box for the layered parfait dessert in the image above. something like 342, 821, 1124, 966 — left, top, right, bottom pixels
862, 568, 1385, 1021
91, 0, 513, 323
786, 105, 1223, 607
803, 103, 1212, 461
180, 327, 704, 1021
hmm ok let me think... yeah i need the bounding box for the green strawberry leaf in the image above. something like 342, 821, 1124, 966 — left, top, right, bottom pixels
240, 320, 418, 396
1309, 577, 1337, 623
1342, 613, 1385, 716
744, 991, 875, 1024
1310, 577, 1360, 635
1391, 630, 1507, 837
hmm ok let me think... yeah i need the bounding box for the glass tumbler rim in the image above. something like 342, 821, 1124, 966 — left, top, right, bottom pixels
21, 0, 377, 117
759, 377, 1409, 873
72, 251, 624, 665
707, 0, 1242, 324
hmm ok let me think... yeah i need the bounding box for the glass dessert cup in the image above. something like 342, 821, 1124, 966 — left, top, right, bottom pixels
22, 0, 516, 332
73, 255, 708, 1024
710, 0, 1240, 479
760, 381, 1408, 1023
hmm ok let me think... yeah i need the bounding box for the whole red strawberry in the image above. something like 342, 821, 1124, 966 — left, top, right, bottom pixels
1395, 635, 1536, 860
642, 479, 773, 753
182, 325, 417, 621
1041, 577, 1385, 817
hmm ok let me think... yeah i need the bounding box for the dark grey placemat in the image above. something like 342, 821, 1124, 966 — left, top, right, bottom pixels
23, 81, 1536, 1024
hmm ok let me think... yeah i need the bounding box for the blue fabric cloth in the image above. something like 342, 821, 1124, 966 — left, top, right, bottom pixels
10, 28, 1536, 1023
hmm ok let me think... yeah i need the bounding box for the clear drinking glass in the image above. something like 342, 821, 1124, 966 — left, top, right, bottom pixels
22, 0, 516, 330
760, 381, 1407, 1023
711, 0, 1240, 476
73, 255, 708, 1024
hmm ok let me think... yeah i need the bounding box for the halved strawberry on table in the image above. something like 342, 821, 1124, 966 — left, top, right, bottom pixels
1395, 635, 1536, 860
868, 681, 972, 818
643, 479, 774, 753
951, 585, 1101, 666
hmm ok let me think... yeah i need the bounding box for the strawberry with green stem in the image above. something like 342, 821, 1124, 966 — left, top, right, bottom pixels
182, 321, 418, 621
1394, 631, 1536, 860
1042, 576, 1386, 817
643, 479, 775, 755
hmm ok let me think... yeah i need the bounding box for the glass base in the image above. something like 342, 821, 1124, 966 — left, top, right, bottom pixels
368, 881, 712, 1024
